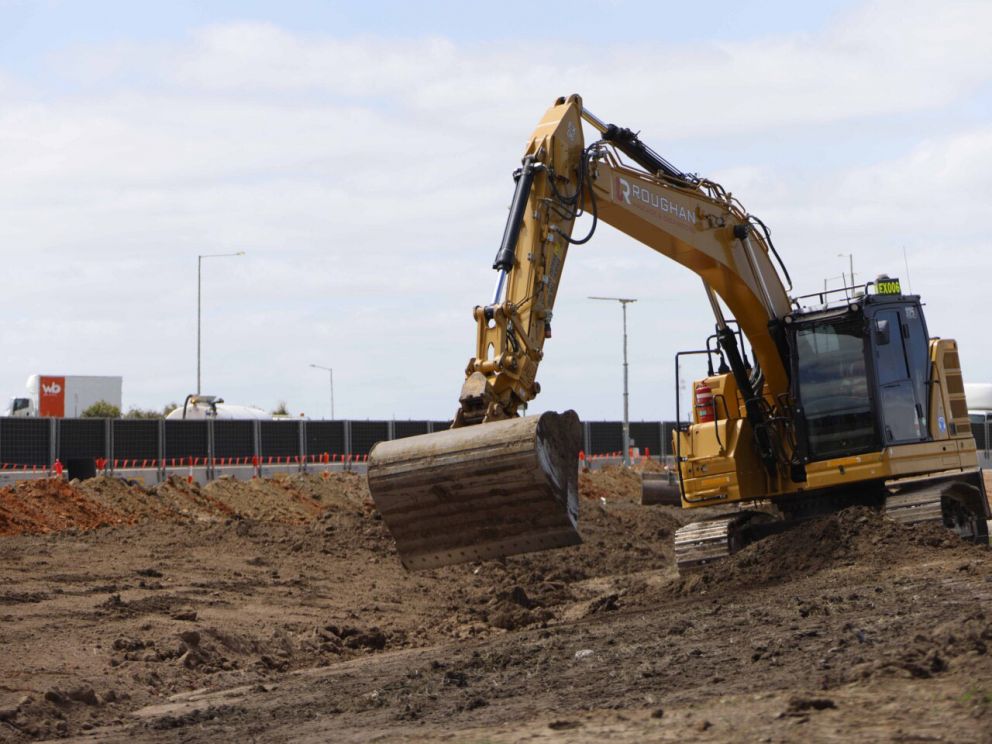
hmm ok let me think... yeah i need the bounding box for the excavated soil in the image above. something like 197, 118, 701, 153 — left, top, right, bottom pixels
0, 479, 134, 536
0, 467, 990, 742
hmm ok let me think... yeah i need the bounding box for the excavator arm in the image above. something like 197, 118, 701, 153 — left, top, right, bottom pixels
457, 95, 795, 473
453, 99, 584, 426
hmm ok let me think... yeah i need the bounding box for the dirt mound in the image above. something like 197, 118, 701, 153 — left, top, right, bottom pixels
0, 472, 378, 539
289, 471, 369, 506
79, 475, 187, 522
0, 478, 133, 536
632, 458, 667, 473
150, 476, 237, 522
429, 479, 685, 633
580, 465, 645, 503
677, 506, 985, 594
203, 475, 325, 523
84, 471, 370, 527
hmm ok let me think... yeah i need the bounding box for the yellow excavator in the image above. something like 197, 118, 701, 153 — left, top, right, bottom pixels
368, 94, 992, 571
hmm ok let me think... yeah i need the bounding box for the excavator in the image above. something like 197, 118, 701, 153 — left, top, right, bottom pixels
367, 94, 992, 571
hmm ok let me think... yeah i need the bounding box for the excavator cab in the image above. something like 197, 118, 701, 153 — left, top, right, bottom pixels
672, 276, 990, 568
786, 278, 990, 542
789, 278, 930, 463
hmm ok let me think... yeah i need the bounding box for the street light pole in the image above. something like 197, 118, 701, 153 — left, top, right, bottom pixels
589, 296, 637, 466
310, 364, 335, 419
197, 251, 245, 395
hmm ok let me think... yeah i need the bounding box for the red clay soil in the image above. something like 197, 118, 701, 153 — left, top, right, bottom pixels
0, 478, 133, 536
0, 471, 377, 537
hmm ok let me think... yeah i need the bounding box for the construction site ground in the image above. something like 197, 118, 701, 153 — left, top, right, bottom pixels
0, 467, 990, 743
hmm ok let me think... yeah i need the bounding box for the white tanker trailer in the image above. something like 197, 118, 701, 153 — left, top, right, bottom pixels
166, 395, 272, 420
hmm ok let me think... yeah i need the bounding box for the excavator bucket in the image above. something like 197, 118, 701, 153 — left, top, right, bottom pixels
367, 411, 582, 570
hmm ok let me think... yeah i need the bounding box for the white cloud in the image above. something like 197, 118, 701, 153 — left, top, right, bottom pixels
0, 1, 990, 420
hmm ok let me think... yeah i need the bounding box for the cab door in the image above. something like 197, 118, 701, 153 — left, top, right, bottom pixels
872, 306, 928, 444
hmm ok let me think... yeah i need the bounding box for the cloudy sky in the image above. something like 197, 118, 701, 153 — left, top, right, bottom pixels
1, 0, 990, 421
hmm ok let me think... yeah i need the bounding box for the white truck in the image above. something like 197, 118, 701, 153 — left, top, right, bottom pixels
6, 375, 123, 418
965, 383, 992, 456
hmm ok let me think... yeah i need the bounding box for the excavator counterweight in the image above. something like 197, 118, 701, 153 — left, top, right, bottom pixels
368, 411, 582, 570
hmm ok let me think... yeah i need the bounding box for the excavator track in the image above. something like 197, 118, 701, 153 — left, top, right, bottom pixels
674, 511, 775, 571
884, 468, 992, 544
675, 469, 992, 573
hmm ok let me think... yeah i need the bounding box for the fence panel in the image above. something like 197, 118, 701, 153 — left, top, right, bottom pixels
628, 422, 661, 456
588, 421, 623, 455
0, 416, 680, 474
393, 421, 430, 439
164, 420, 208, 463
58, 419, 106, 460
305, 421, 346, 456
0, 418, 51, 467
350, 421, 390, 456
113, 420, 160, 462
213, 420, 255, 460
259, 420, 300, 459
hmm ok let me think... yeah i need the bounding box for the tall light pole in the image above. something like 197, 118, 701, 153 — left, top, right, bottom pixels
589, 296, 637, 466
310, 364, 335, 419
197, 251, 245, 395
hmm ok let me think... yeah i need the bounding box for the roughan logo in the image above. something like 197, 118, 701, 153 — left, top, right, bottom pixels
42, 382, 62, 395
615, 176, 696, 226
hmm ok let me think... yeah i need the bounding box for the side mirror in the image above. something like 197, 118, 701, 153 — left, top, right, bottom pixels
875, 318, 891, 346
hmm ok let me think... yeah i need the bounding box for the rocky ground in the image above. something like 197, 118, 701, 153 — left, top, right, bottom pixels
0, 466, 989, 742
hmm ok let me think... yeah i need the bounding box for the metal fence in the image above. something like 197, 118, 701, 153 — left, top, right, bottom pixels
0, 417, 678, 471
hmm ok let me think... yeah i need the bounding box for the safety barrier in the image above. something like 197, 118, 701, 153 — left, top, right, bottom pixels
0, 417, 680, 478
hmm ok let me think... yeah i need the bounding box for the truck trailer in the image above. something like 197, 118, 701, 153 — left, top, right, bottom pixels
6, 375, 123, 418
